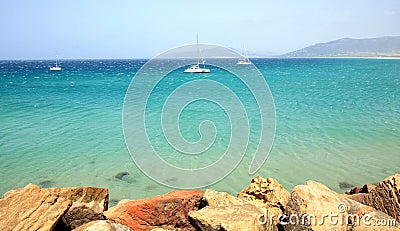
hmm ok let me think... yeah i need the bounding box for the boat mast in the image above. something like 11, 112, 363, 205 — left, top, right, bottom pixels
243, 44, 247, 60
243, 44, 250, 62
196, 33, 200, 66
198, 33, 206, 67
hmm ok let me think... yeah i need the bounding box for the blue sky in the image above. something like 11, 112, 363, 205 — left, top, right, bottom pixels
1, 0, 399, 59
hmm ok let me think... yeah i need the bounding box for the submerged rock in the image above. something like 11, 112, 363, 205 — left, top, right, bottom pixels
105, 190, 203, 231
0, 183, 109, 231
339, 181, 355, 189
38, 180, 54, 188
115, 172, 130, 180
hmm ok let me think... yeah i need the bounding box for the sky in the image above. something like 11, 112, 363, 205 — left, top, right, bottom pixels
1, 0, 399, 59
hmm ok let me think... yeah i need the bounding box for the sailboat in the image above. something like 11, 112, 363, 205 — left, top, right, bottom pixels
184, 34, 210, 73
237, 44, 251, 65
50, 55, 62, 71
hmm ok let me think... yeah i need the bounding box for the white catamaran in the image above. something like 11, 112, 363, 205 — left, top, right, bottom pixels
237, 44, 251, 65
50, 55, 62, 71
184, 34, 210, 73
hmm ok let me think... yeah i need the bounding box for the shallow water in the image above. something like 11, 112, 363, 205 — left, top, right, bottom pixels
0, 58, 399, 204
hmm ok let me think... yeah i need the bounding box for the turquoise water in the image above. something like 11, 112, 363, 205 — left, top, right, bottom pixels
1, 58, 399, 204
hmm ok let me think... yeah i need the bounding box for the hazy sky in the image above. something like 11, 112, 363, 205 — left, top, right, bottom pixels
1, 0, 399, 59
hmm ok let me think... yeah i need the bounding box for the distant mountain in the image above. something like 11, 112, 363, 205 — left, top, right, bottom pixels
246, 50, 279, 58
284, 36, 400, 57
229, 47, 279, 58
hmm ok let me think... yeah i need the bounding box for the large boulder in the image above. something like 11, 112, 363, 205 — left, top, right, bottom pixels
285, 180, 397, 230
73, 220, 132, 231
0, 183, 108, 231
237, 176, 291, 218
55, 185, 108, 229
361, 174, 400, 223
104, 190, 203, 231
188, 189, 268, 231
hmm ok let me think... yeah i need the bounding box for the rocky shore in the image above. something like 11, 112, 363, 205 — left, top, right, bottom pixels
0, 174, 399, 231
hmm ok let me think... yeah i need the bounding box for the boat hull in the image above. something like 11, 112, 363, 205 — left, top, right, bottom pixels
184, 68, 210, 73
50, 67, 62, 71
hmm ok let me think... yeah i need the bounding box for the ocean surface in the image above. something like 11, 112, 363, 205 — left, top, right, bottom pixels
1, 58, 399, 204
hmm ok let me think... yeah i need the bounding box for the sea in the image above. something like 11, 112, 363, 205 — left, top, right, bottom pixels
0, 58, 399, 205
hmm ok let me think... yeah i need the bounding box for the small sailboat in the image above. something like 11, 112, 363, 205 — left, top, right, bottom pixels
237, 44, 251, 65
50, 55, 62, 71
184, 34, 210, 73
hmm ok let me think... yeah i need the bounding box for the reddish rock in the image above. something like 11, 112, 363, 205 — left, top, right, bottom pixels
104, 190, 204, 231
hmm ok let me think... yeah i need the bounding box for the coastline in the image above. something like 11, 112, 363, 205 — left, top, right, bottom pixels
1, 174, 399, 230
273, 56, 400, 59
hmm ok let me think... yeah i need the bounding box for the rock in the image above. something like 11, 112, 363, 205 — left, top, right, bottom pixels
150, 229, 176, 231
285, 180, 397, 230
73, 220, 133, 231
339, 181, 355, 189
189, 205, 263, 231
105, 190, 203, 231
346, 184, 376, 195
346, 193, 367, 204
53, 185, 109, 229
115, 172, 130, 180
347, 187, 363, 195
0, 184, 72, 231
189, 189, 267, 231
237, 176, 290, 214
362, 174, 400, 222
39, 180, 55, 188
0, 183, 109, 231
361, 184, 377, 193
201, 189, 246, 207
345, 184, 377, 204
61, 205, 106, 230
